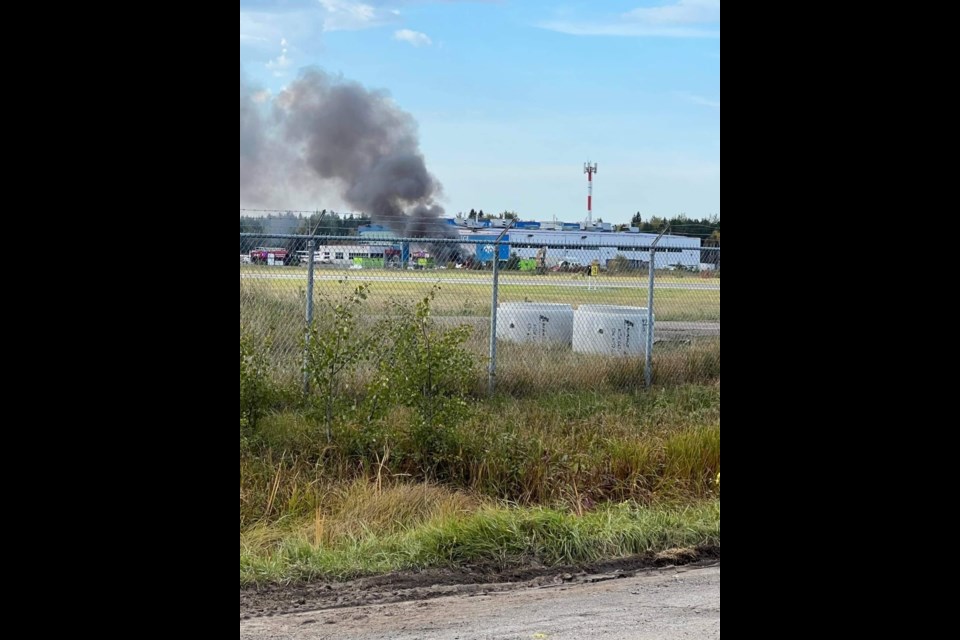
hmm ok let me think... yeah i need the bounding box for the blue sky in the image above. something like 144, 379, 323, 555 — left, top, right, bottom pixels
240, 1, 720, 224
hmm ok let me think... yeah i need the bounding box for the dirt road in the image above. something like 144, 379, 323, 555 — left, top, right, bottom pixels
240, 563, 719, 639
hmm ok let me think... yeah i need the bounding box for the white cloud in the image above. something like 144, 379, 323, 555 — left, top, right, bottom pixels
241, 2, 432, 44
623, 0, 719, 25
240, 11, 290, 47
267, 52, 293, 74
266, 39, 293, 76
540, 0, 720, 38
394, 29, 432, 47
319, 0, 394, 31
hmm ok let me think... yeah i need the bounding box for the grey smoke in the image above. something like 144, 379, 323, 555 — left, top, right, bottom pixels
240, 69, 453, 238
240, 73, 269, 203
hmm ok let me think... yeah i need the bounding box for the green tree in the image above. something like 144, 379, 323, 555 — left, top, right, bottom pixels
642, 217, 667, 233
240, 217, 264, 253
305, 284, 373, 442
294, 211, 328, 236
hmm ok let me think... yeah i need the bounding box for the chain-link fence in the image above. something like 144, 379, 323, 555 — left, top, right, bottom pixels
240, 231, 720, 394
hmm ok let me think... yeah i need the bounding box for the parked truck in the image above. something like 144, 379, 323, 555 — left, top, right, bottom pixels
249, 247, 290, 265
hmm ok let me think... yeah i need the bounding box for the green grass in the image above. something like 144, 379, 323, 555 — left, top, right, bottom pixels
240, 263, 720, 285
240, 489, 720, 585
239, 281, 720, 586
240, 385, 720, 524
240, 382, 721, 585
240, 279, 720, 387
240, 272, 720, 321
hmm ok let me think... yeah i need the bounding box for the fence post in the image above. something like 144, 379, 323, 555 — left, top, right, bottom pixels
486, 222, 513, 396
303, 238, 315, 395
645, 247, 655, 389
488, 241, 501, 396
646, 225, 669, 389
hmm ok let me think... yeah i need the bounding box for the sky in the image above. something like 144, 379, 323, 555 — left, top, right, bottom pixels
239, 0, 720, 225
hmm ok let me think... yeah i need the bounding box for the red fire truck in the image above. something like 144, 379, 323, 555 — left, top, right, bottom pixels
249, 247, 290, 265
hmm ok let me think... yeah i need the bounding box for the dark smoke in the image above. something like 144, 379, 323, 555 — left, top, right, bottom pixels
240, 74, 269, 204
240, 69, 454, 239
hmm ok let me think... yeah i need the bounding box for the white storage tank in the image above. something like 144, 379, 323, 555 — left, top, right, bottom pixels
497, 303, 574, 346
573, 306, 653, 356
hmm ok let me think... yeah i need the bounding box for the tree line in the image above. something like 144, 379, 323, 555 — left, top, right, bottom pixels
240, 211, 720, 251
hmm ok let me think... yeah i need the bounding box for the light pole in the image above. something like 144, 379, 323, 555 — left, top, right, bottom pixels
584, 162, 598, 225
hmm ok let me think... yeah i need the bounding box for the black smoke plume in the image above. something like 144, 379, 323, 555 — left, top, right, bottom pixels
240, 69, 454, 239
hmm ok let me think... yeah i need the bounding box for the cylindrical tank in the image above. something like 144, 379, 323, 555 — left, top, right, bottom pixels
497, 303, 574, 346
573, 306, 653, 356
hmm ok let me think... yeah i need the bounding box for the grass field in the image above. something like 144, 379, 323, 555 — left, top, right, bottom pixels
240, 385, 721, 585
240, 267, 720, 321
239, 263, 720, 284
240, 266, 720, 585
241, 492, 721, 584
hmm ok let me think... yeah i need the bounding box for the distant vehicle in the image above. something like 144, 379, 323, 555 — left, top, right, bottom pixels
240, 254, 251, 264
249, 247, 289, 265
295, 251, 332, 265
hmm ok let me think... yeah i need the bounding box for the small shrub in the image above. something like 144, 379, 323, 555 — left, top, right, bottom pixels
240, 330, 275, 434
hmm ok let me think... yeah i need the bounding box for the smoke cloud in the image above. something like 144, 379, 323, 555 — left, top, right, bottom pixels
240, 69, 453, 238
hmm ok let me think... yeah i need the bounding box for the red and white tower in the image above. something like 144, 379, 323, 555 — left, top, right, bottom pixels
584, 162, 598, 225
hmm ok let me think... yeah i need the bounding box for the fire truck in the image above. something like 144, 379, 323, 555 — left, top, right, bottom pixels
248, 247, 290, 265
